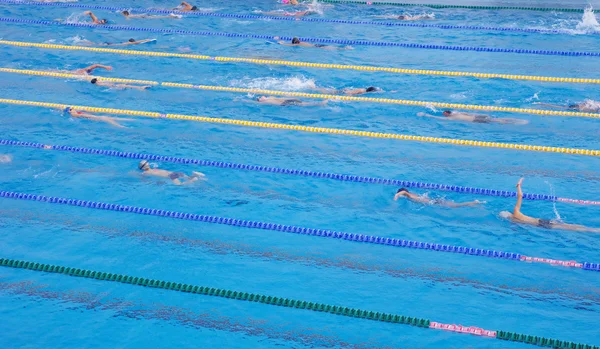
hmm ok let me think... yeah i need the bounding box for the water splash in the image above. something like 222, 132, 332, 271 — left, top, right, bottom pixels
307, 0, 325, 15
580, 99, 600, 111
0, 154, 12, 163
230, 76, 319, 91
525, 92, 540, 102
576, 6, 600, 33
545, 181, 563, 222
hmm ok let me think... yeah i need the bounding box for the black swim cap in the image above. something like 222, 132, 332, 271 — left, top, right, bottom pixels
397, 188, 409, 194
90, 78, 98, 84
442, 110, 452, 115
122, 10, 129, 15
191, 6, 198, 10
366, 86, 377, 92
292, 37, 300, 44
129, 38, 135, 42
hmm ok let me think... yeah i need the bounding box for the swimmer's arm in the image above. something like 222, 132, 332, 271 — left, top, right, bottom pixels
417, 112, 446, 120
85, 11, 100, 23
277, 41, 294, 46
533, 102, 567, 109
513, 178, 524, 217
180, 1, 193, 10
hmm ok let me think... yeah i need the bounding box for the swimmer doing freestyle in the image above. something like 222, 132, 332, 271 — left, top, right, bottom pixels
90, 78, 152, 90
394, 188, 484, 207
62, 107, 137, 128
255, 96, 328, 107
138, 160, 206, 185
417, 110, 528, 125
534, 100, 600, 113
500, 178, 600, 233
121, 10, 181, 19
275, 37, 352, 50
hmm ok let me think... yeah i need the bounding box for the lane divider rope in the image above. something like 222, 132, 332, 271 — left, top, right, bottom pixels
317, 0, 584, 12
2, 258, 597, 349
0, 0, 587, 36
1, 190, 598, 273
2, 97, 600, 157
3, 139, 599, 206
2, 67, 598, 118
2, 40, 598, 85
1, 17, 599, 57
3, 97, 600, 157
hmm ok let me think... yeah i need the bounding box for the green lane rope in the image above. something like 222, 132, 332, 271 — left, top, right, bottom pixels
319, 0, 583, 12
1, 258, 598, 349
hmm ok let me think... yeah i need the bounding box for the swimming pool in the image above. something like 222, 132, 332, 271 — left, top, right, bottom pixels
1, 0, 600, 347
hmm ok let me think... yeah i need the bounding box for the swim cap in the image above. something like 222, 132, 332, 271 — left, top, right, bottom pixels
138, 160, 149, 170
292, 37, 300, 44
63, 106, 72, 114
281, 0, 290, 3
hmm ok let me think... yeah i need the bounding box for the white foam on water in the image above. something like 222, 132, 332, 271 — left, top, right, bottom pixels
581, 99, 600, 110
575, 6, 600, 33
230, 76, 318, 91
545, 181, 564, 222
525, 92, 540, 102
0, 155, 12, 164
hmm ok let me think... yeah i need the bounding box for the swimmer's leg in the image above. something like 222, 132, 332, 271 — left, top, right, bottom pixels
552, 223, 600, 233
493, 118, 529, 125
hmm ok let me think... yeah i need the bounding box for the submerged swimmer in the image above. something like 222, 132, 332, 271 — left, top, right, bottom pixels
84, 11, 108, 24
261, 10, 314, 17
314, 86, 380, 95
397, 14, 434, 20
418, 111, 529, 125
255, 96, 328, 106
122, 10, 181, 19
174, 1, 199, 11
500, 178, 600, 233
72, 64, 112, 75
534, 101, 600, 113
138, 160, 206, 185
275, 37, 352, 50
63, 106, 136, 128
394, 188, 484, 207
90, 78, 152, 90
101, 38, 155, 46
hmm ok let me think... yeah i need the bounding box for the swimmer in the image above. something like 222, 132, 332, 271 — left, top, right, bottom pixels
62, 106, 136, 128
174, 1, 199, 11
72, 64, 112, 75
315, 86, 380, 95
90, 78, 152, 90
396, 14, 434, 21
275, 37, 352, 50
138, 160, 206, 185
417, 111, 529, 125
121, 11, 181, 19
281, 0, 300, 4
500, 178, 600, 233
255, 96, 328, 106
534, 101, 600, 113
100, 38, 156, 46
84, 11, 108, 24
394, 188, 484, 207
261, 10, 314, 17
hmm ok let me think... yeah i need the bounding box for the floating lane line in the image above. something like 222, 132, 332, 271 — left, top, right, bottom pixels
1, 67, 598, 119
3, 139, 600, 205
1, 40, 599, 85
0, 0, 588, 36
2, 98, 600, 157
2, 258, 597, 348
0, 17, 599, 57
0, 191, 598, 273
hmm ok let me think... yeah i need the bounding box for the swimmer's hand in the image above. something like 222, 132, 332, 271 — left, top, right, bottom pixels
192, 171, 207, 180
417, 112, 426, 117
84, 11, 91, 14
517, 177, 524, 187
474, 200, 487, 205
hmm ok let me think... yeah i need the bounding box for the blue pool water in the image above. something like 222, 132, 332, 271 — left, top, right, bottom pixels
1, 0, 600, 347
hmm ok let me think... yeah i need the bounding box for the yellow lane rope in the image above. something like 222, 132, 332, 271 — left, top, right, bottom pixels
1, 97, 598, 157
1, 67, 597, 118
1, 40, 599, 85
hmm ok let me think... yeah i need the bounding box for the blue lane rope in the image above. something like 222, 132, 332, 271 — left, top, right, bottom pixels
0, 0, 588, 36
1, 189, 599, 272
0, 17, 599, 57
0, 139, 559, 202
